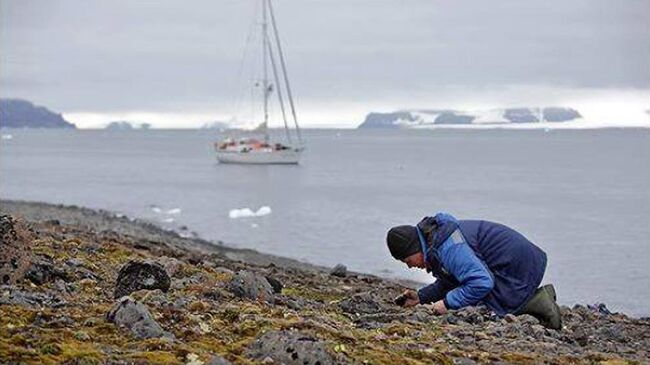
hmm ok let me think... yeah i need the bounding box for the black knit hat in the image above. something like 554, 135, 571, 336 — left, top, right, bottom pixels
386, 225, 421, 260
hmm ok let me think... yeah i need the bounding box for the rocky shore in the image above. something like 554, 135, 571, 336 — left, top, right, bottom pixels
1, 200, 649, 364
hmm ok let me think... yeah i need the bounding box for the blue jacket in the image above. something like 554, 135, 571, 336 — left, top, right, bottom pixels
416, 213, 547, 315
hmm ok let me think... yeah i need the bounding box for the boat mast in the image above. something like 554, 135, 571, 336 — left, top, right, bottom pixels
268, 0, 303, 145
262, 0, 270, 143
267, 38, 293, 144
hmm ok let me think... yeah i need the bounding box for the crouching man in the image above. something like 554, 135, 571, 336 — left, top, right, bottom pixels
387, 213, 562, 329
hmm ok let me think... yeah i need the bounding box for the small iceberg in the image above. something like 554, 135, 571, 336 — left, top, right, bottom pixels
256, 206, 272, 216
229, 206, 272, 219
1, 134, 13, 140
166, 208, 181, 215
161, 217, 175, 223
229, 208, 255, 218
149, 205, 181, 215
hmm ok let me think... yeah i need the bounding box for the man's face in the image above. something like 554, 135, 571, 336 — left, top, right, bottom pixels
402, 252, 425, 269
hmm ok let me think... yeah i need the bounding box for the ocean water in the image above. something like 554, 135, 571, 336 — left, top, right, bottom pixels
1, 128, 649, 316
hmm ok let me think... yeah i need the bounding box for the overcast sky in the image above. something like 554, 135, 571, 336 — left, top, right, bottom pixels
1, 0, 649, 128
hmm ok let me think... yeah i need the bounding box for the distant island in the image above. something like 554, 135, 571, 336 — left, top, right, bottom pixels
105, 121, 151, 130
0, 98, 76, 129
358, 107, 582, 129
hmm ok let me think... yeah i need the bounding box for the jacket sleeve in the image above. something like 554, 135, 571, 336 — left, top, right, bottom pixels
438, 230, 494, 309
417, 279, 457, 304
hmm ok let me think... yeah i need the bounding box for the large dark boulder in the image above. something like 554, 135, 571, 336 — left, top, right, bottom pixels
114, 260, 171, 299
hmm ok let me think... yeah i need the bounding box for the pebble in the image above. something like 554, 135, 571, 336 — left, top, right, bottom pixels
264, 276, 284, 294
158, 256, 182, 277
227, 270, 274, 303
106, 296, 172, 339
329, 264, 347, 277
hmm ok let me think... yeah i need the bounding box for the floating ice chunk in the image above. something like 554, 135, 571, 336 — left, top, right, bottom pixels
229, 206, 272, 219
161, 217, 175, 223
166, 208, 181, 215
1, 134, 12, 140
255, 206, 272, 216
229, 208, 255, 219
251, 223, 259, 228
150, 205, 162, 214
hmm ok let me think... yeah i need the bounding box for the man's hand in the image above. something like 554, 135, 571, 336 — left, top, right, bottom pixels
429, 300, 448, 315
401, 289, 420, 307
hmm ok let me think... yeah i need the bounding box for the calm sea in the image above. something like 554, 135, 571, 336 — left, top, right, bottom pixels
1, 128, 649, 316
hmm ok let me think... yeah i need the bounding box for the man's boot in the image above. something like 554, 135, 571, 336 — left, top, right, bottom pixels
517, 284, 562, 330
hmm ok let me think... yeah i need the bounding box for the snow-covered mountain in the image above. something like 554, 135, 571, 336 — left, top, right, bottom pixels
358, 107, 582, 129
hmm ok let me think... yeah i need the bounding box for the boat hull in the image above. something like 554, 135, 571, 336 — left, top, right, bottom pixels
216, 149, 302, 164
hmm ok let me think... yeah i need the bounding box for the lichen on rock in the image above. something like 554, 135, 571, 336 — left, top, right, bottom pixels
106, 296, 172, 339
246, 330, 340, 365
113, 260, 171, 298
228, 270, 275, 303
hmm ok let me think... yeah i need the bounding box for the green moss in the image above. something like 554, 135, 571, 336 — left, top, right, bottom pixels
217, 307, 240, 322
40, 343, 62, 355
176, 264, 203, 278
234, 319, 266, 337
204, 268, 233, 282
0, 338, 41, 364
599, 360, 637, 365
0, 306, 37, 328
125, 351, 181, 364
282, 286, 345, 303
500, 352, 537, 364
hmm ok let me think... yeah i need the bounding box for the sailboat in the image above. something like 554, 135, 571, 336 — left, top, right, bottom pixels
215, 0, 304, 164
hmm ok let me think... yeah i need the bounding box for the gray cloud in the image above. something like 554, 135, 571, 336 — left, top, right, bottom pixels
1, 0, 649, 123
